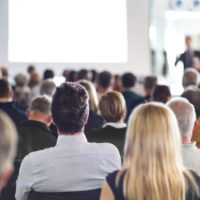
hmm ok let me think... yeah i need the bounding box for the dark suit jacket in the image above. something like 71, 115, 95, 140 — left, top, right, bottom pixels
0, 101, 27, 125
85, 111, 104, 134
122, 91, 144, 121
0, 120, 57, 200
17, 120, 57, 160
175, 50, 200, 69
87, 125, 126, 158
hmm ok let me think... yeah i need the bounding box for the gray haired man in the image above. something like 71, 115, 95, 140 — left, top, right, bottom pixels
167, 97, 200, 173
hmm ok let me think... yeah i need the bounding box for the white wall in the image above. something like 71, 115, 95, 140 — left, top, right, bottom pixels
0, 0, 151, 77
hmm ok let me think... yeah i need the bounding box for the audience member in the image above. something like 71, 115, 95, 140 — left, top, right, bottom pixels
27, 65, 35, 76
43, 69, 54, 80
96, 71, 112, 95
113, 74, 123, 92
78, 80, 103, 134
77, 69, 89, 80
181, 87, 200, 148
0, 79, 26, 125
0, 67, 9, 80
100, 102, 200, 200
144, 75, 157, 101
14, 73, 31, 111
167, 97, 200, 173
17, 96, 56, 160
0, 111, 17, 194
90, 69, 98, 83
152, 85, 171, 103
182, 68, 199, 89
87, 91, 126, 158
16, 82, 121, 200
29, 73, 41, 98
121, 72, 144, 121
68, 70, 77, 82
40, 79, 56, 97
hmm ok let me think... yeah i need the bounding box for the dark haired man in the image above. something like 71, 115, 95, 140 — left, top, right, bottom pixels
96, 71, 112, 95
121, 73, 144, 121
16, 82, 121, 200
0, 79, 26, 124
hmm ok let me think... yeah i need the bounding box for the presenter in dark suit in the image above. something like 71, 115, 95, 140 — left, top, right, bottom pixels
87, 91, 126, 159
175, 36, 200, 69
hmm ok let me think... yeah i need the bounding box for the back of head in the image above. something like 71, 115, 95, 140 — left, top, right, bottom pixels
167, 97, 196, 137
29, 73, 41, 88
1, 67, 9, 79
0, 79, 11, 99
40, 79, 56, 97
51, 82, 89, 134
27, 65, 35, 75
99, 91, 126, 122
97, 71, 112, 89
122, 72, 136, 88
78, 80, 98, 113
0, 110, 17, 189
144, 75, 157, 91
43, 69, 54, 80
68, 70, 77, 82
77, 69, 89, 80
182, 68, 199, 88
14, 73, 28, 87
123, 102, 184, 200
152, 85, 171, 103
181, 86, 200, 118
30, 96, 52, 117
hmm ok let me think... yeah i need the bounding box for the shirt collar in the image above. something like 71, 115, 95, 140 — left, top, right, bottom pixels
56, 134, 87, 146
182, 142, 196, 149
103, 122, 127, 129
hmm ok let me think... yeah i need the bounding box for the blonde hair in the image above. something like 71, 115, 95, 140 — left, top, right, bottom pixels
0, 111, 17, 175
78, 80, 98, 113
117, 102, 199, 200
99, 91, 126, 122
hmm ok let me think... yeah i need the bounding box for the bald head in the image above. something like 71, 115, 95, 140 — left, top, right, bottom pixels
182, 68, 199, 88
167, 97, 196, 138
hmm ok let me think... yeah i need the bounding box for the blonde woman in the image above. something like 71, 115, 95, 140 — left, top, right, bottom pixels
78, 80, 103, 134
100, 102, 200, 200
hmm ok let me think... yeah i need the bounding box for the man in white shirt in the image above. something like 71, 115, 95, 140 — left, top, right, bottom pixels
15, 82, 121, 200
167, 97, 200, 174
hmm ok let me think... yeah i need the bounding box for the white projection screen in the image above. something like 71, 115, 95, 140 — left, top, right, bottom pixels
8, 0, 128, 63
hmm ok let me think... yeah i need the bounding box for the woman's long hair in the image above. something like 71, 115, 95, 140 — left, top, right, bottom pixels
117, 102, 198, 200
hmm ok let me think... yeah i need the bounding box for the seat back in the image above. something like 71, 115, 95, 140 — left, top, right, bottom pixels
28, 188, 101, 200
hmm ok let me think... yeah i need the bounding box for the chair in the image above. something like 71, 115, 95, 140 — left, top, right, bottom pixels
28, 188, 101, 200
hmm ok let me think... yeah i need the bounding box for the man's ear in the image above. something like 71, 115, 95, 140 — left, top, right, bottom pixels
193, 119, 198, 131
47, 116, 52, 125
26, 109, 30, 119
0, 166, 13, 191
84, 113, 89, 125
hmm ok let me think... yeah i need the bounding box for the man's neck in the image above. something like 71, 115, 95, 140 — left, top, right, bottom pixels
29, 113, 48, 125
123, 87, 134, 92
0, 98, 12, 103
58, 131, 83, 136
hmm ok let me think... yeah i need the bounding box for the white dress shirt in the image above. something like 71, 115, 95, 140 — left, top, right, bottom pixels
182, 143, 200, 174
15, 134, 121, 200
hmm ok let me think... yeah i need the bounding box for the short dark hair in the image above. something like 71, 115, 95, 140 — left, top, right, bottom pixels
97, 71, 112, 89
51, 82, 89, 134
144, 75, 157, 90
77, 69, 89, 80
0, 79, 11, 98
122, 73, 136, 88
152, 85, 171, 104
181, 87, 200, 118
43, 69, 54, 80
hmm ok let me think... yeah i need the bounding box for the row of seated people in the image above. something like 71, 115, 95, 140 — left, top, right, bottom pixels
0, 67, 200, 199
0, 81, 200, 200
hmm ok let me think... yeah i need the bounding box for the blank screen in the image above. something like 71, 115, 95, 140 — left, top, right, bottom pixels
9, 0, 128, 63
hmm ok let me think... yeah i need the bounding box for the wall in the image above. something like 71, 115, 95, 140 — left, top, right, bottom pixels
0, 0, 151, 77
